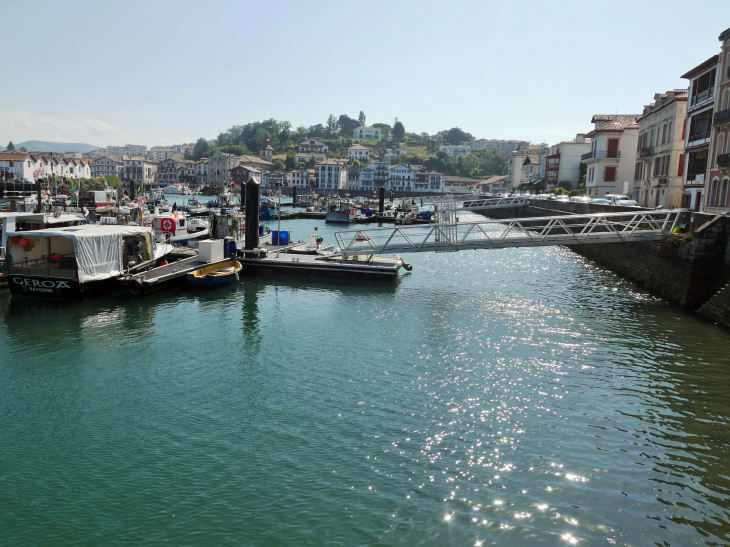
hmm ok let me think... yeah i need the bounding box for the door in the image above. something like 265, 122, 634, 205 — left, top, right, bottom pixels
607, 139, 619, 158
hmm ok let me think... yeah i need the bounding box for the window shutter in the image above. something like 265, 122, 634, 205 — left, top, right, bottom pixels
681, 119, 687, 140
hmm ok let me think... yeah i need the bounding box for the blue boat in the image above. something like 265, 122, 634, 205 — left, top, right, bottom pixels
187, 260, 242, 287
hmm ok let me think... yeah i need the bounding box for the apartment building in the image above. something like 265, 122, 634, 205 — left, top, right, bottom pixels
633, 90, 688, 208
91, 155, 123, 178
298, 139, 328, 153
544, 134, 591, 190
353, 126, 383, 140
681, 56, 718, 210
315, 161, 345, 190
583, 115, 640, 198
438, 144, 471, 157
388, 164, 415, 191
347, 144, 370, 161
706, 27, 730, 213
122, 157, 157, 184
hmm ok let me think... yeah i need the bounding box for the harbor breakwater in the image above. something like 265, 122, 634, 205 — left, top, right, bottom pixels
483, 200, 730, 329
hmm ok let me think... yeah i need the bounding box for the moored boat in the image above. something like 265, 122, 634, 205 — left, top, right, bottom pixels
187, 259, 242, 287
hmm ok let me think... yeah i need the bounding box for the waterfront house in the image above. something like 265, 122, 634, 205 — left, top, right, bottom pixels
359, 168, 374, 191
583, 115, 640, 199
122, 156, 158, 185
369, 161, 390, 188
544, 134, 591, 190
706, 27, 730, 214
287, 168, 312, 188
634, 90, 688, 209
91, 155, 123, 179
681, 55, 718, 210
315, 161, 344, 190
346, 166, 360, 189
295, 152, 326, 164
388, 164, 415, 191
429, 172, 443, 192
230, 165, 261, 186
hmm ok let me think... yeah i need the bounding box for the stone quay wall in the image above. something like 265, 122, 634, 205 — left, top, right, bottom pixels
481, 199, 730, 329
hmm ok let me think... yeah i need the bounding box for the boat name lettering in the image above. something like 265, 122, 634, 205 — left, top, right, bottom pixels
12, 278, 71, 289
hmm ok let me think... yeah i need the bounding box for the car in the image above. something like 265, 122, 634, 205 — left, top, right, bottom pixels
606, 194, 630, 205
555, 195, 570, 202
617, 199, 639, 207
569, 196, 591, 203
591, 198, 610, 205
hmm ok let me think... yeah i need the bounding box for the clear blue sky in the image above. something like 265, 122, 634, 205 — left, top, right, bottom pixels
1, 0, 727, 148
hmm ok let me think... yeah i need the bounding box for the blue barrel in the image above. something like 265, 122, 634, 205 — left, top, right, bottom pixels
259, 225, 264, 236
225, 240, 236, 257
272, 231, 290, 245
365, 209, 373, 217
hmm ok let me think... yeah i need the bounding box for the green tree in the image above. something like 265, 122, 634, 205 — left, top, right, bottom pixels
392, 120, 405, 142
441, 127, 474, 145
296, 126, 307, 140
6, 141, 15, 150
372, 123, 391, 139
338, 114, 360, 137
19, 146, 27, 152
273, 158, 286, 170
308, 124, 325, 137
326, 114, 338, 137
285, 153, 297, 170
103, 175, 122, 187
358, 111, 366, 126
352, 159, 361, 169
192, 137, 211, 160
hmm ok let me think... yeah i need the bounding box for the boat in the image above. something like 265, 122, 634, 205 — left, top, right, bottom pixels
187, 259, 242, 287
164, 184, 191, 195
150, 211, 210, 245
6, 224, 173, 300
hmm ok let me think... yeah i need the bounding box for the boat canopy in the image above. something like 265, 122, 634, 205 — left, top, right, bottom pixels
7, 225, 158, 283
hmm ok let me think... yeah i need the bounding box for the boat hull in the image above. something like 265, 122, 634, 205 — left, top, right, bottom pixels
8, 272, 121, 301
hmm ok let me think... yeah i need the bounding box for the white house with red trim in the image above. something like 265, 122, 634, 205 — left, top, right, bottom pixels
583, 115, 640, 198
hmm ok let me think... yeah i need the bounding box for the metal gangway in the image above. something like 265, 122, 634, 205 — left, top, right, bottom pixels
406, 194, 527, 211
334, 207, 683, 258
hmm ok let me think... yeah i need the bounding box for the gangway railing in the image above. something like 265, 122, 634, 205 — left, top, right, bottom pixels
334, 210, 683, 258
407, 195, 526, 211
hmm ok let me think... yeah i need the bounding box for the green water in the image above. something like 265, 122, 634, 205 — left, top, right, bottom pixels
2, 212, 730, 546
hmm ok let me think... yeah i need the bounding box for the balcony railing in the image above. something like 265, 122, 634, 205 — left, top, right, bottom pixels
687, 130, 711, 145
639, 146, 654, 157
713, 109, 730, 127
690, 88, 714, 107
718, 153, 730, 168
581, 150, 621, 161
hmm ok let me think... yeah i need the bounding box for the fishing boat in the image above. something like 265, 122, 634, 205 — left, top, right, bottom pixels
187, 259, 242, 287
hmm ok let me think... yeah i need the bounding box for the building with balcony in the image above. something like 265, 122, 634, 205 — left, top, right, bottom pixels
429, 172, 443, 192
346, 166, 360, 189
207, 150, 239, 187
295, 152, 326, 164
158, 158, 195, 184
583, 115, 640, 198
369, 161, 390, 188
347, 144, 370, 161
91, 155, 123, 179
298, 139, 328, 153
121, 157, 157, 185
287, 168, 312, 189
634, 90, 688, 209
359, 168, 374, 191
681, 55, 718, 210
315, 161, 344, 190
412, 165, 429, 191
388, 164, 415, 191
543, 134, 591, 190
353, 126, 383, 140
504, 145, 548, 192
438, 144, 471, 157
706, 26, 730, 213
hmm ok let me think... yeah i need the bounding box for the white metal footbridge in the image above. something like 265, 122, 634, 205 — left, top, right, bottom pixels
334, 208, 683, 258
410, 195, 527, 211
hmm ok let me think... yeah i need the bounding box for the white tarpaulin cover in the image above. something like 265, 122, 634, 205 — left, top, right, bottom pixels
13, 225, 157, 283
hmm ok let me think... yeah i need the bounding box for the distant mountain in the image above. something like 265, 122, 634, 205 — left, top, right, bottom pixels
12, 141, 99, 153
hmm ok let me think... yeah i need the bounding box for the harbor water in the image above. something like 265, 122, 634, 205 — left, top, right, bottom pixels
1, 211, 730, 545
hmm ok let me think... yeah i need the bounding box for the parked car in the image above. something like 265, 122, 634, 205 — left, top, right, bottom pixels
569, 196, 591, 203
617, 199, 639, 207
555, 195, 570, 202
606, 194, 630, 205
591, 198, 610, 205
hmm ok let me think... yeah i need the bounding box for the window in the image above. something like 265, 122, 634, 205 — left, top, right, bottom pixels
654, 158, 660, 177
720, 180, 729, 209
668, 122, 672, 141
605, 167, 616, 182
709, 179, 719, 207
662, 124, 667, 144
717, 134, 725, 166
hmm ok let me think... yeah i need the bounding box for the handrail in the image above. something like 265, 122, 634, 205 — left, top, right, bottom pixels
334, 210, 683, 257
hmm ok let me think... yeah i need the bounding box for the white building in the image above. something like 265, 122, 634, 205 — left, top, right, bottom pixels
315, 161, 344, 190
388, 164, 415, 191
429, 172, 443, 192
121, 156, 158, 185
634, 90, 688, 209
288, 168, 312, 188
359, 168, 374, 191
543, 134, 591, 190
347, 144, 370, 161
196, 159, 208, 184
295, 152, 326, 164
583, 115, 640, 198
91, 155, 123, 179
151, 147, 184, 162
439, 144, 471, 157
298, 139, 328, 153
353, 126, 383, 140
207, 150, 239, 187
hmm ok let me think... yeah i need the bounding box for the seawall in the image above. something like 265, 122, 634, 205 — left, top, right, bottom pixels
481, 200, 730, 329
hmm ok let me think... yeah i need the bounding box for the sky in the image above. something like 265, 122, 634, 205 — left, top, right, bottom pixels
1, 0, 728, 149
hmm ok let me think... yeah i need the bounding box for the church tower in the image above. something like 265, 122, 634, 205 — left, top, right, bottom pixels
260, 133, 273, 162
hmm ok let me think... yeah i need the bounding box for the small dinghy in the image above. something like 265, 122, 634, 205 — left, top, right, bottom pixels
187, 259, 242, 287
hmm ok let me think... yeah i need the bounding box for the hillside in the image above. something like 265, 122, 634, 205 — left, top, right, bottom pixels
11, 141, 99, 153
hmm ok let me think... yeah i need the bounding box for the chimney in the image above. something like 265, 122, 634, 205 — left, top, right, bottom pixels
575, 133, 585, 144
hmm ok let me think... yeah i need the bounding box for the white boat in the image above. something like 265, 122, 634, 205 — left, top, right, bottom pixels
6, 224, 173, 300
163, 184, 191, 195
150, 211, 210, 245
